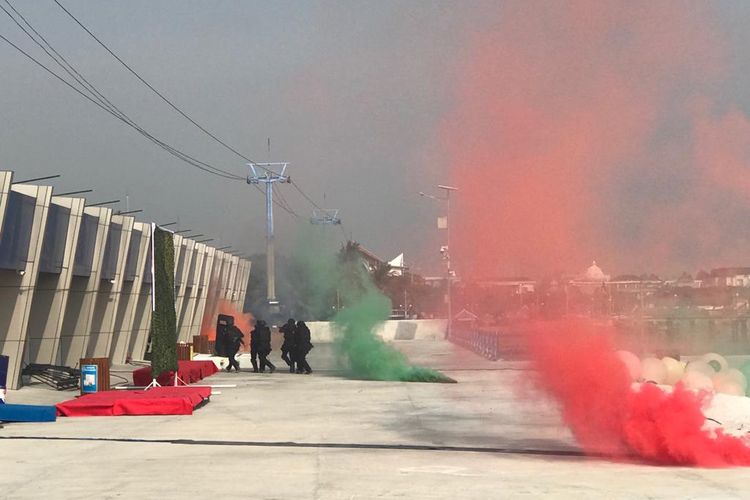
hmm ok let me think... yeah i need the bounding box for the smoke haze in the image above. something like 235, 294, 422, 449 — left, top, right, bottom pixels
444, 1, 750, 278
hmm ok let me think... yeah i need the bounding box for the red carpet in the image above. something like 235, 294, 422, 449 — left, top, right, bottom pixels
132, 360, 219, 387
56, 386, 211, 417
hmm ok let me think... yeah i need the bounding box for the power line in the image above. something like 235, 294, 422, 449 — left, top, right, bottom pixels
249, 182, 300, 219
291, 180, 322, 209
3, 2, 244, 180
0, 6, 244, 181
49, 0, 324, 220
273, 186, 296, 213
3, 2, 318, 224
53, 0, 256, 164
2, 0, 120, 117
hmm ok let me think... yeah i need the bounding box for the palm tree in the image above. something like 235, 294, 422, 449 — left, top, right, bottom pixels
339, 240, 361, 263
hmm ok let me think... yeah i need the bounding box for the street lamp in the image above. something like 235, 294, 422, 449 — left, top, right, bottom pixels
420, 184, 458, 338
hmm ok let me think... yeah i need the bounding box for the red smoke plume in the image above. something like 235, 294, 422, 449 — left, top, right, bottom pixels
434, 0, 750, 468
444, 0, 750, 277
527, 319, 750, 466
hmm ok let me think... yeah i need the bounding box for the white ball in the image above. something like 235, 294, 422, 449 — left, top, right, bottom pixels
681, 370, 714, 392
723, 368, 748, 391
701, 353, 729, 372
617, 350, 641, 381
641, 357, 668, 384
686, 360, 716, 378
661, 357, 684, 385
714, 379, 745, 397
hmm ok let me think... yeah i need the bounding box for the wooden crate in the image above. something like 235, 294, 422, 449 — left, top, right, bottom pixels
193, 335, 210, 354
79, 357, 110, 394
176, 343, 193, 361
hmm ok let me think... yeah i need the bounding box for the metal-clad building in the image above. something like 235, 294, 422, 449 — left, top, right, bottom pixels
0, 171, 251, 389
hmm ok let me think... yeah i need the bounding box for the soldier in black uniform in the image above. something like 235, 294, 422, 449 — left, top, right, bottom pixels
294, 320, 313, 374
250, 319, 263, 373
225, 325, 245, 372
256, 320, 276, 373
279, 318, 296, 373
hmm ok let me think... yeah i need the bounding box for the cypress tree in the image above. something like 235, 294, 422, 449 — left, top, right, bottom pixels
150, 226, 178, 379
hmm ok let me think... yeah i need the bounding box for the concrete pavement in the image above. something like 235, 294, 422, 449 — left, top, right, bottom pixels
2, 341, 749, 499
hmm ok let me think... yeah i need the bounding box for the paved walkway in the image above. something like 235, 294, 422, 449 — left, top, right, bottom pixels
2, 341, 748, 499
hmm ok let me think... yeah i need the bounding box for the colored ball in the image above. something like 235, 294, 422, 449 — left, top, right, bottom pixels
681, 370, 714, 392
661, 357, 684, 385
701, 353, 728, 372
641, 357, 668, 384
617, 350, 641, 381
714, 378, 745, 397
741, 362, 750, 396
723, 368, 748, 392
686, 360, 716, 378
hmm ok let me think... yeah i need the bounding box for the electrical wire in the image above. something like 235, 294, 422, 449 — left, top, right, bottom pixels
273, 187, 297, 215
249, 183, 301, 219
4, 1, 319, 221
0, 4, 244, 181
2, 0, 116, 114
0, 30, 242, 180
291, 180, 322, 209
49, 1, 310, 219
53, 0, 256, 164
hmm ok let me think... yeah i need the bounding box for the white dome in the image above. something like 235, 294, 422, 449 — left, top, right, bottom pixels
585, 261, 607, 281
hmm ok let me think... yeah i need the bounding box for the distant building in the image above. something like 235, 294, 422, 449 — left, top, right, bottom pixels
475, 278, 536, 294
709, 267, 750, 287
568, 261, 611, 294
583, 261, 610, 282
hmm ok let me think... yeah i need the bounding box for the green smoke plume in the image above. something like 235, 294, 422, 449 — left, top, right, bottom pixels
290, 227, 454, 383
333, 289, 454, 382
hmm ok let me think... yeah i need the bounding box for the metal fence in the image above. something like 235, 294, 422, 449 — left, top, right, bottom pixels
449, 323, 531, 361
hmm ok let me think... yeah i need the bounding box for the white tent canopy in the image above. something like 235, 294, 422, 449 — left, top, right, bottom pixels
388, 253, 405, 276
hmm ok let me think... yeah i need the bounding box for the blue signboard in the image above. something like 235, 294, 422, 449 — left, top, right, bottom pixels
0, 354, 8, 403
81, 364, 98, 394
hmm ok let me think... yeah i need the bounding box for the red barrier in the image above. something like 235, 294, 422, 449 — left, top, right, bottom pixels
56, 386, 211, 417
132, 360, 219, 387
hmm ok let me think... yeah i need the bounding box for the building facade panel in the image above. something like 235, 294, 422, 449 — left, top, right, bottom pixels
0, 171, 13, 236
190, 246, 217, 338
175, 238, 195, 340
24, 196, 85, 366
57, 207, 112, 367
86, 215, 134, 358
110, 222, 149, 364
179, 243, 206, 341
0, 183, 52, 389
127, 224, 153, 361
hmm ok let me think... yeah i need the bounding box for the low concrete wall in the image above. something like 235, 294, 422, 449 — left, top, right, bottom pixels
307, 319, 447, 343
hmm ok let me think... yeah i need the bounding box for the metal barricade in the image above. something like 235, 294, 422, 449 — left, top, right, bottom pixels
449, 327, 500, 361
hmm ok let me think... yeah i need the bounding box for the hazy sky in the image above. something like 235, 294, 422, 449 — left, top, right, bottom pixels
2, 1, 749, 277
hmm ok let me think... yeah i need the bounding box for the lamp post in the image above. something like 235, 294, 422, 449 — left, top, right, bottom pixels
420, 184, 458, 338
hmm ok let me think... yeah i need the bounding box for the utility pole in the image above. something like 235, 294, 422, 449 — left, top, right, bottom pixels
310, 208, 342, 313
247, 162, 290, 309
439, 185, 457, 339
420, 184, 458, 338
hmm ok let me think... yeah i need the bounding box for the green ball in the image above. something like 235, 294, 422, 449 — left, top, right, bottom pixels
740, 362, 750, 396
707, 360, 722, 372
